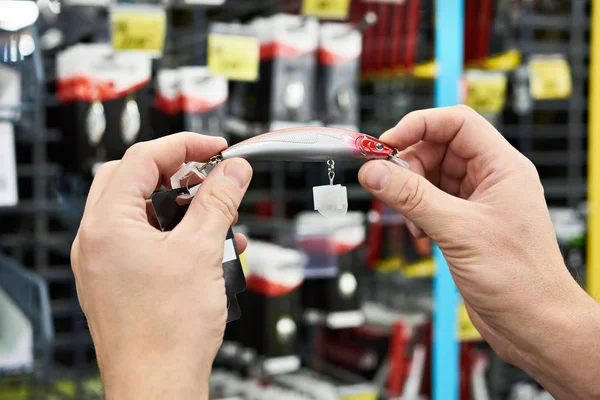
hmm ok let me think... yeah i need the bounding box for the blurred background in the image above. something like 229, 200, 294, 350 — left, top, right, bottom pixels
0, 0, 593, 399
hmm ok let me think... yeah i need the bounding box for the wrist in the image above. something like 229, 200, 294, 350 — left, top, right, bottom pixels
512, 276, 600, 398
99, 346, 213, 400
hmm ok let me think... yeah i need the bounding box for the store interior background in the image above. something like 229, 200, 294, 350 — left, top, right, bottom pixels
0, 0, 594, 399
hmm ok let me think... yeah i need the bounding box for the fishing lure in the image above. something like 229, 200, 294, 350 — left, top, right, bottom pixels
216, 126, 408, 167
170, 127, 409, 217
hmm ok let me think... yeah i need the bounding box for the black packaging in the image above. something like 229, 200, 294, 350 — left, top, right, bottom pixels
302, 248, 363, 316
180, 67, 228, 140
56, 44, 153, 174
235, 240, 304, 374
296, 212, 366, 325
317, 23, 362, 131
247, 14, 319, 129
150, 187, 246, 323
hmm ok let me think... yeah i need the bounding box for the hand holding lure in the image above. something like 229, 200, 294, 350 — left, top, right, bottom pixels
170, 127, 409, 217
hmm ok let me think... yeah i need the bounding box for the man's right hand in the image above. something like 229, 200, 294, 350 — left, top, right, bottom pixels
359, 105, 600, 399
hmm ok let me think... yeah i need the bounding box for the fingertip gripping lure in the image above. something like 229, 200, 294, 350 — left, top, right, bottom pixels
171, 127, 409, 217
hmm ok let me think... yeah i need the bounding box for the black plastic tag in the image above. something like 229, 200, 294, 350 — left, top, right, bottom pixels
150, 187, 246, 323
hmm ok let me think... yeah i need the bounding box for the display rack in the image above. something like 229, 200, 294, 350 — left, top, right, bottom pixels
0, 1, 594, 397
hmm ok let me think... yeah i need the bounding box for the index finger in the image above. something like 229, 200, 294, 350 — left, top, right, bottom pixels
380, 105, 513, 160
99, 132, 227, 210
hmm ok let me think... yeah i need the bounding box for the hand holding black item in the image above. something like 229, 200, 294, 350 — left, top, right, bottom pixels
71, 132, 252, 400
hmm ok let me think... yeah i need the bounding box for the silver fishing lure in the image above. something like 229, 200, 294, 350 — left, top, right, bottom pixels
218, 126, 409, 167
170, 127, 409, 217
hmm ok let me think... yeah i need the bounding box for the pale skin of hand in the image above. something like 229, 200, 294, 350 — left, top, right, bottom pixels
70, 133, 253, 400
359, 105, 600, 400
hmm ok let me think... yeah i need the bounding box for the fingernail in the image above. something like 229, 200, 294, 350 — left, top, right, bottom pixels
224, 159, 252, 188
362, 161, 391, 191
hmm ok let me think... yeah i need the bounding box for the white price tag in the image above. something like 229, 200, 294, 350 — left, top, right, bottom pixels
0, 123, 18, 207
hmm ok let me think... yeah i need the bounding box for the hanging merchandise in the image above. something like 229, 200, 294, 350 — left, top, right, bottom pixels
464, 69, 507, 124
527, 54, 572, 100
0, 64, 20, 207
180, 67, 229, 141
236, 240, 306, 375
110, 4, 166, 57
456, 299, 482, 342
317, 22, 362, 132
311, 317, 428, 398
352, 0, 427, 77
211, 22, 259, 134
0, 286, 33, 375
296, 212, 366, 328
463, 0, 494, 64
56, 44, 153, 174
512, 65, 533, 116
549, 207, 586, 283
366, 199, 432, 275
208, 22, 260, 82
249, 14, 319, 130
153, 68, 184, 137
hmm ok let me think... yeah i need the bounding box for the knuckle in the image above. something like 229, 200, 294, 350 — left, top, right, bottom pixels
201, 188, 238, 223
455, 104, 476, 115
522, 157, 540, 179
402, 110, 424, 126
393, 174, 426, 213
77, 216, 111, 250
70, 238, 80, 270
517, 156, 544, 192
123, 142, 150, 160
95, 160, 118, 177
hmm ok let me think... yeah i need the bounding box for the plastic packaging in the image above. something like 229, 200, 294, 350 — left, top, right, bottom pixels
313, 184, 348, 218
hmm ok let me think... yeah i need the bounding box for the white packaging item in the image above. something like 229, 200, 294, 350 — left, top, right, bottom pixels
0, 64, 20, 206
0, 287, 34, 373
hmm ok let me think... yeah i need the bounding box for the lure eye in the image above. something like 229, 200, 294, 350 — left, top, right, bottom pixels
376, 143, 384, 151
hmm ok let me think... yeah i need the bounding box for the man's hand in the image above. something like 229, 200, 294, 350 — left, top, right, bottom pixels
359, 105, 600, 399
70, 133, 252, 400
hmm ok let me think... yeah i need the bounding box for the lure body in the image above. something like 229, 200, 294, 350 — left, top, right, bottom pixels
221, 127, 407, 167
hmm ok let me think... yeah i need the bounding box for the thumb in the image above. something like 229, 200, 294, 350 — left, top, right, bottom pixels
175, 158, 252, 240
359, 160, 462, 240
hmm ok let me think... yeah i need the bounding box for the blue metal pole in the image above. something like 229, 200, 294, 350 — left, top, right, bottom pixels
433, 1, 464, 400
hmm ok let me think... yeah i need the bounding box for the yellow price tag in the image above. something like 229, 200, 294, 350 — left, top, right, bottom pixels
465, 70, 507, 114
339, 391, 378, 400
412, 60, 437, 79
110, 5, 166, 56
239, 252, 248, 275
457, 301, 482, 342
302, 0, 351, 19
528, 55, 572, 100
208, 34, 259, 82
482, 49, 522, 71
401, 258, 435, 278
